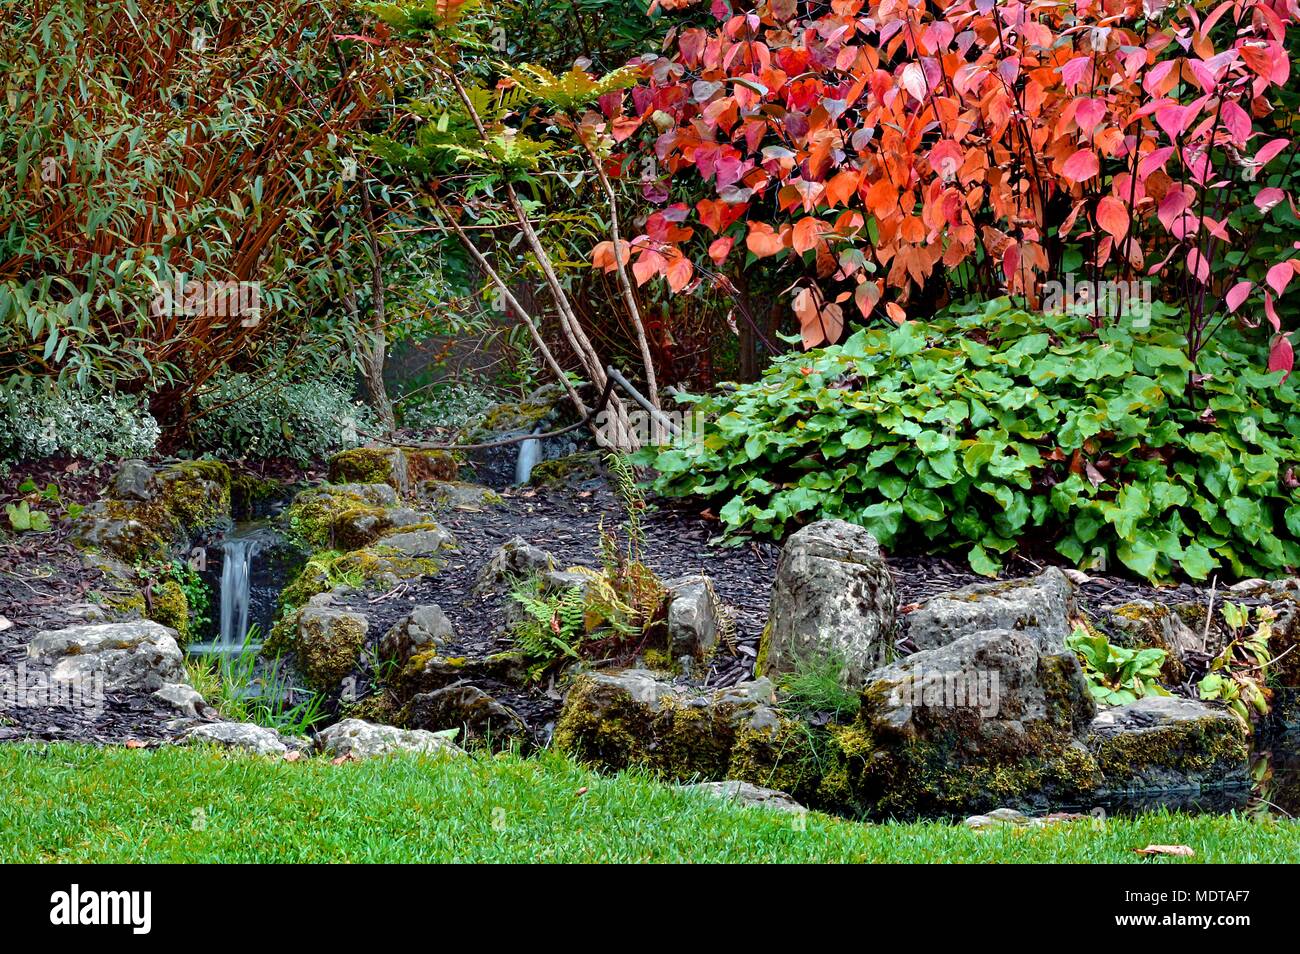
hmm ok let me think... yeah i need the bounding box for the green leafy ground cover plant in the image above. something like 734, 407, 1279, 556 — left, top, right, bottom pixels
1067, 627, 1169, 707
647, 299, 1300, 582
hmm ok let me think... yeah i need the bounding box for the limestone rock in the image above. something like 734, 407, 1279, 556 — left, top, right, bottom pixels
331, 506, 425, 549
377, 525, 455, 558
185, 721, 297, 756
379, 605, 455, 667
316, 718, 464, 760
476, 537, 555, 594
686, 780, 806, 813
1100, 600, 1202, 684
153, 682, 209, 718
421, 481, 503, 511
113, 460, 158, 501
845, 627, 1100, 815
759, 519, 897, 688
905, 568, 1077, 653
665, 575, 723, 660
1088, 695, 1249, 793
28, 621, 186, 693
554, 669, 781, 782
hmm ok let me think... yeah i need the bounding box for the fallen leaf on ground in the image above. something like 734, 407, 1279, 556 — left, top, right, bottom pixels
0, 615, 11, 632
283, 751, 302, 763
575, 786, 589, 797
1135, 844, 1194, 857
124, 739, 146, 749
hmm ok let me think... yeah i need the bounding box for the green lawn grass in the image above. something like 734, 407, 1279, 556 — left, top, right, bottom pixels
0, 743, 1295, 863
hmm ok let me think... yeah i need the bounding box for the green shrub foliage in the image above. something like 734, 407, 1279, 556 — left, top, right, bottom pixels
0, 384, 160, 468
647, 299, 1300, 582
191, 367, 375, 465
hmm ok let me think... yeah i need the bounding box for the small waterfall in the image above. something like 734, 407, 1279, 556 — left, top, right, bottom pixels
514, 425, 544, 484
218, 534, 263, 648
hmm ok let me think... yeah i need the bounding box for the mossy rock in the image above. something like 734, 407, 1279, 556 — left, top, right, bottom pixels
329, 447, 408, 489
420, 480, 505, 512
527, 451, 606, 490
728, 715, 832, 808
1101, 600, 1196, 684
553, 670, 781, 784
459, 386, 562, 444
294, 607, 369, 691
230, 471, 290, 519
835, 629, 1102, 816
147, 578, 192, 648
396, 649, 530, 700
1088, 696, 1249, 793
282, 485, 396, 551
156, 460, 232, 534
328, 447, 460, 494
72, 460, 232, 564
405, 449, 460, 483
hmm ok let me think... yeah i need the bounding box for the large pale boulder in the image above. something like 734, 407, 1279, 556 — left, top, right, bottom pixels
316, 718, 463, 760
904, 568, 1076, 653
185, 721, 298, 756
759, 519, 897, 687
27, 621, 186, 693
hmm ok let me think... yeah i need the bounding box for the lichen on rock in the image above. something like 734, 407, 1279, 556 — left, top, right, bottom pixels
1088, 696, 1249, 793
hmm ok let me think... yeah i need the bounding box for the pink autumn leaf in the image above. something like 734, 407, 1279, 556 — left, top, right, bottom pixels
1270, 335, 1295, 380
1256, 187, 1285, 212
1187, 247, 1210, 284
1062, 149, 1100, 183
1267, 261, 1294, 296
1255, 138, 1290, 167
1061, 56, 1093, 89
1265, 291, 1281, 331
1226, 281, 1252, 312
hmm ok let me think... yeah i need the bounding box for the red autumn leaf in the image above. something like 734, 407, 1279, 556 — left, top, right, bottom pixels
1096, 196, 1130, 240
792, 217, 824, 254
1269, 334, 1294, 380
745, 221, 787, 258
1061, 150, 1100, 183
708, 236, 734, 264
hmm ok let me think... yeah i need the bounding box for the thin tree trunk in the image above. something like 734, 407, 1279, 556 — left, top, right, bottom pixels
358, 185, 396, 433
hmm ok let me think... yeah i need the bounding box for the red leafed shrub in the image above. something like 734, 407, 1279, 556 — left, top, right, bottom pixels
597, 0, 1299, 373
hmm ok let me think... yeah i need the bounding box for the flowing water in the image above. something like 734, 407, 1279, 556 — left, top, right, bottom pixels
514, 426, 544, 484
218, 533, 262, 649
188, 523, 292, 656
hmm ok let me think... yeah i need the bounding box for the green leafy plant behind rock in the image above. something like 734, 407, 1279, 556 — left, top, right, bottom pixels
1199, 602, 1275, 724
644, 299, 1300, 582
1067, 627, 1169, 707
